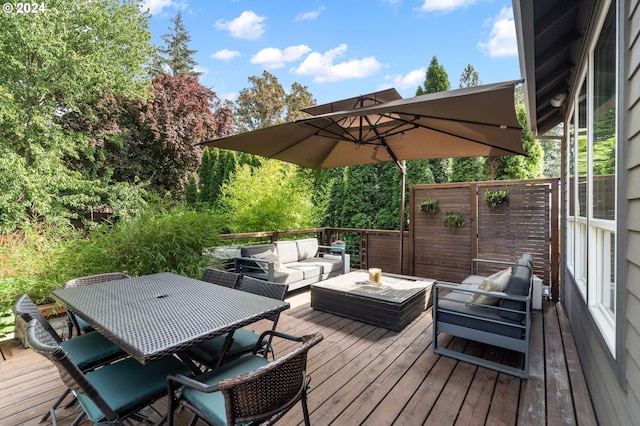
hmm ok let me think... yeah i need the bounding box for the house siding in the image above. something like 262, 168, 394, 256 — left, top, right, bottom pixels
562, 1, 640, 424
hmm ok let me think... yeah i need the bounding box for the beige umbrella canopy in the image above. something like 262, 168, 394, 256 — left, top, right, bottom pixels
202, 80, 524, 272
203, 80, 525, 169
299, 87, 402, 116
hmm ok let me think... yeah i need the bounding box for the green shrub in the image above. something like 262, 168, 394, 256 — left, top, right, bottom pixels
55, 205, 222, 278
0, 205, 222, 335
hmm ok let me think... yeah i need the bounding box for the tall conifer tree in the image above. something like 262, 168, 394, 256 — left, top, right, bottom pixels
151, 12, 201, 77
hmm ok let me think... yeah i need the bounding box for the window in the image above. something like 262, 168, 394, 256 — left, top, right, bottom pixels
565, 1, 617, 355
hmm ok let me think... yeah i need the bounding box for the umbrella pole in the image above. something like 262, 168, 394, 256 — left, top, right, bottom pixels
398, 160, 406, 275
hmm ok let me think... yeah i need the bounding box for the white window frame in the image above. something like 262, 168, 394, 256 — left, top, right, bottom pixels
565, 0, 617, 356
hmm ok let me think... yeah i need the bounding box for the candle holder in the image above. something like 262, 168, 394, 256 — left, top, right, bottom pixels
368, 268, 382, 284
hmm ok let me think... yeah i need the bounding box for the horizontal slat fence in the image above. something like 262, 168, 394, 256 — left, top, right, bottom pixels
409, 178, 558, 288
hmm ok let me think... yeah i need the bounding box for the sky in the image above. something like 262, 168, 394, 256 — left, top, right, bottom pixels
142, 0, 521, 106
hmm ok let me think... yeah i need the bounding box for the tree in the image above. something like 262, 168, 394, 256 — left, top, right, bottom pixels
488, 107, 544, 180
114, 75, 234, 197
218, 160, 321, 233
416, 56, 451, 183
0, 0, 154, 227
339, 165, 378, 229
232, 71, 315, 132
459, 64, 482, 88
150, 12, 201, 77
450, 64, 485, 182
417, 56, 451, 95
448, 157, 486, 182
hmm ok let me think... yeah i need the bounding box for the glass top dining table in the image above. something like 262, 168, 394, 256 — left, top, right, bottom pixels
52, 272, 290, 365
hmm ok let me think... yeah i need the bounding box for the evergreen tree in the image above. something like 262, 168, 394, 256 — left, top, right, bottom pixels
448, 157, 486, 182
339, 165, 377, 229
417, 56, 451, 95
198, 148, 216, 204
459, 64, 482, 88
450, 64, 486, 182
185, 173, 198, 207
151, 12, 201, 77
489, 107, 544, 180
416, 56, 451, 183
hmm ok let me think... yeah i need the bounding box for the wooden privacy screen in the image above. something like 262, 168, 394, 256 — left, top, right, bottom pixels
408, 178, 559, 289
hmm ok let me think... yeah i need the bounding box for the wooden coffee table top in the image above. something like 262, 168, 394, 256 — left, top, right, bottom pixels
312, 270, 434, 305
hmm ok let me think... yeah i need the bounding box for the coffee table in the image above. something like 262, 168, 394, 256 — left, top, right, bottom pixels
311, 270, 435, 331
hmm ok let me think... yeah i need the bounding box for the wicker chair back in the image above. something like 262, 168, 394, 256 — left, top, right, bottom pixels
64, 272, 129, 288
201, 268, 241, 289
238, 275, 288, 320
24, 318, 119, 422
13, 294, 62, 344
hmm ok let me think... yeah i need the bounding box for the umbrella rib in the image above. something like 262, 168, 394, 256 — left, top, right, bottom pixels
379, 112, 524, 155
389, 112, 521, 130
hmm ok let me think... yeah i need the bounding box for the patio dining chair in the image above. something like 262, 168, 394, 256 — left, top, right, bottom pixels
13, 294, 126, 423
64, 272, 130, 337
24, 318, 192, 425
167, 331, 323, 426
201, 267, 241, 289
186, 277, 289, 369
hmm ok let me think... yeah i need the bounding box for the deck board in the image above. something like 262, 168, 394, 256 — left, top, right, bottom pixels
0, 292, 595, 425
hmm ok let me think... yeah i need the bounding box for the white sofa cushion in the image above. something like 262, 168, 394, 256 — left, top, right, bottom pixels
296, 238, 318, 261
274, 241, 299, 264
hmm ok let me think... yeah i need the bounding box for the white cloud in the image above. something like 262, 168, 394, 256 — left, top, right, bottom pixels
215, 11, 267, 40
478, 6, 517, 58
251, 45, 312, 69
417, 0, 476, 14
194, 65, 208, 77
295, 6, 326, 22
293, 44, 382, 83
219, 92, 237, 102
141, 0, 186, 15
212, 49, 241, 61
385, 68, 426, 90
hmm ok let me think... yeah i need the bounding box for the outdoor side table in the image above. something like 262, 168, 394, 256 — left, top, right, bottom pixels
52, 272, 290, 365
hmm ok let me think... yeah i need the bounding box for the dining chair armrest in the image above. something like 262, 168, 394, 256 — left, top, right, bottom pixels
252, 330, 304, 356
167, 373, 221, 394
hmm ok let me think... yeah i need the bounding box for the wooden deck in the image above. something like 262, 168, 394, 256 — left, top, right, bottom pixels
0, 290, 596, 425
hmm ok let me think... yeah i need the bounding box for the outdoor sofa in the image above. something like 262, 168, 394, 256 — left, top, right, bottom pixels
432, 253, 534, 378
234, 238, 345, 291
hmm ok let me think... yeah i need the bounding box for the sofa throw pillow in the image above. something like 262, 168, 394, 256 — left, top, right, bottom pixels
250, 249, 280, 272
469, 267, 512, 305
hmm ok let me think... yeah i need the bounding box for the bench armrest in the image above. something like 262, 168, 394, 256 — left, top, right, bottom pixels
234, 256, 275, 281
471, 258, 516, 275
318, 244, 346, 273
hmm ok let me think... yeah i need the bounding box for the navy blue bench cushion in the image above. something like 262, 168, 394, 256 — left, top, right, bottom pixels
437, 291, 525, 339
499, 264, 531, 322
515, 253, 533, 272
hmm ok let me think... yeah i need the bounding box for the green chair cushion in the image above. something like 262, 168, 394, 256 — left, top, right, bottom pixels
60, 332, 123, 370
182, 355, 270, 426
76, 316, 94, 333
188, 329, 265, 366
77, 356, 191, 423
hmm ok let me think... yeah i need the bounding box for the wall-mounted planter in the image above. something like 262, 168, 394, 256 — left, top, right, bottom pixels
420, 198, 439, 214
484, 188, 510, 208
442, 211, 464, 232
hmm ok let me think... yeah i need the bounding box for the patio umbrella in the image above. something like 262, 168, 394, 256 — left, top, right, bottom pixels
201, 80, 524, 272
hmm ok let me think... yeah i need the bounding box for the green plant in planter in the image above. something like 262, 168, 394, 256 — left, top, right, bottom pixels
420, 198, 439, 214
484, 188, 510, 208
442, 211, 465, 231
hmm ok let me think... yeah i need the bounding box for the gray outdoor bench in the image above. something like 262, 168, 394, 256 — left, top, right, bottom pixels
432, 253, 534, 379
